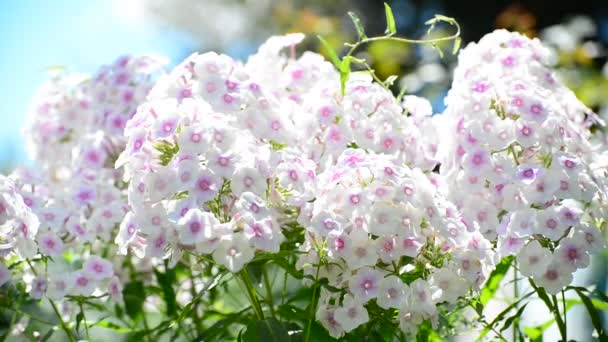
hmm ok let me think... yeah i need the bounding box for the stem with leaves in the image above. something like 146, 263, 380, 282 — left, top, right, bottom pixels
238, 268, 265, 321
318, 3, 461, 96
304, 263, 322, 342
25, 259, 75, 342
512, 262, 519, 342
262, 264, 277, 318
49, 299, 75, 342
78, 301, 91, 341
529, 279, 567, 341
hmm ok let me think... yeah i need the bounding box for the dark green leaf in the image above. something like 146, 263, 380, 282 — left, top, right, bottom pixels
242, 318, 290, 342
76, 311, 84, 334
575, 288, 607, 338
154, 266, 178, 317
480, 256, 513, 305
384, 3, 397, 35
317, 35, 340, 67
40, 328, 55, 342
278, 304, 309, 322
122, 281, 145, 321
348, 12, 367, 40
500, 303, 528, 332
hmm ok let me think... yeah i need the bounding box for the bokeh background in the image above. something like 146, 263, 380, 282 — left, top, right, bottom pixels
1, 0, 607, 340
2, 0, 608, 171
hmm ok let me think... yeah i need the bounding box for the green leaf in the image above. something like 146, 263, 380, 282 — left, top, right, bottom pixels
532, 282, 554, 312
38, 328, 55, 342
154, 266, 178, 317
154, 140, 180, 166
122, 281, 145, 321
76, 311, 84, 333
347, 12, 367, 40
500, 303, 528, 332
523, 319, 554, 342
95, 321, 134, 333
384, 3, 397, 35
452, 37, 462, 55
339, 56, 353, 95
476, 291, 534, 341
269, 140, 288, 151
278, 304, 309, 322
317, 35, 340, 67
242, 318, 290, 342
480, 256, 513, 305
575, 288, 607, 338
384, 75, 398, 87
565, 298, 608, 311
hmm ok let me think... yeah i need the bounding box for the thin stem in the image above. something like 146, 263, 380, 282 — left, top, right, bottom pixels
512, 262, 519, 342
50, 299, 75, 342
344, 19, 460, 58
280, 257, 289, 323
262, 265, 276, 318
78, 301, 91, 341
561, 290, 567, 330
188, 256, 203, 333
304, 263, 322, 342
25, 259, 75, 342
552, 295, 567, 341
238, 268, 265, 320
529, 279, 566, 341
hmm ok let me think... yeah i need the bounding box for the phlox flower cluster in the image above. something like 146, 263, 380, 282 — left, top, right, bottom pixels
117, 33, 496, 337
0, 55, 166, 303
0, 28, 605, 340
438, 30, 607, 294
295, 150, 494, 337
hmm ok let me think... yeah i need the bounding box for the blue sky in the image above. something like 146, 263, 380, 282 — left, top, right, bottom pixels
0, 1, 197, 168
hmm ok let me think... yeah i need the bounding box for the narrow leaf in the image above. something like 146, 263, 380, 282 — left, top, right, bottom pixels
317, 35, 340, 67
123, 281, 145, 321
476, 291, 534, 341
339, 56, 353, 95
96, 321, 134, 333
40, 328, 55, 342
480, 256, 513, 305
384, 3, 397, 35
575, 288, 607, 338
347, 12, 367, 40
76, 311, 84, 333
242, 318, 290, 342
523, 319, 554, 342
500, 303, 528, 332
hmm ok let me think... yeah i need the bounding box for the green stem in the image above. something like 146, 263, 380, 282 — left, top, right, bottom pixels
344, 20, 461, 58
513, 262, 519, 342
78, 301, 91, 341
50, 299, 75, 342
25, 259, 75, 342
529, 280, 567, 341
304, 264, 321, 342
238, 268, 265, 320
552, 294, 567, 341
262, 265, 276, 318
561, 290, 567, 333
